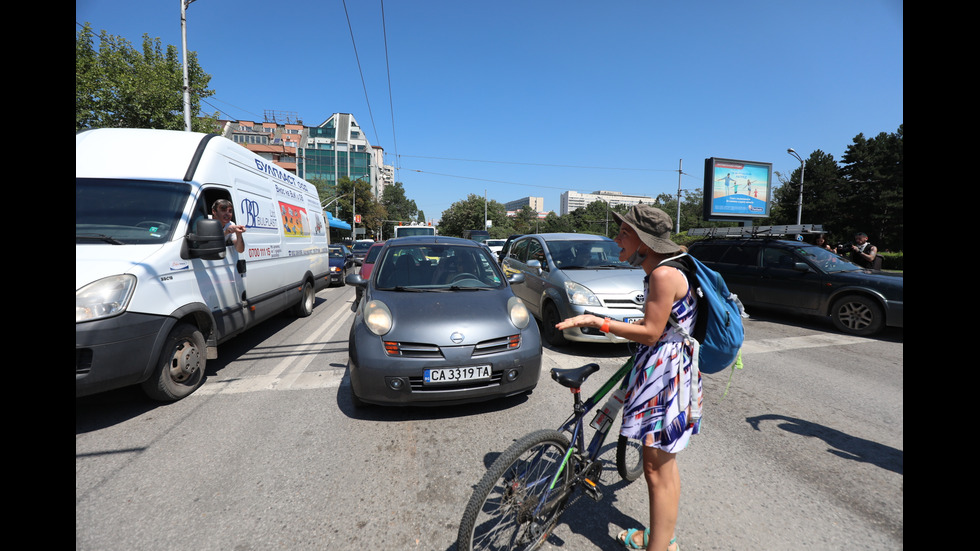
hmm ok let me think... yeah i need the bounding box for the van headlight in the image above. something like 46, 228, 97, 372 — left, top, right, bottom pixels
364, 300, 393, 335
508, 296, 531, 329
76, 274, 137, 322
564, 281, 600, 307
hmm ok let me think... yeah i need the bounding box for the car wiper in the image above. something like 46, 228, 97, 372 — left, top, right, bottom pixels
76, 234, 125, 245
448, 285, 492, 291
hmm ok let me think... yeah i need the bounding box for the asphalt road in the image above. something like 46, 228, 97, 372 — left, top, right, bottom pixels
76, 284, 903, 550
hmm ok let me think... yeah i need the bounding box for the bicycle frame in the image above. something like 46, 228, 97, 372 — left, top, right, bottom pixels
539, 357, 636, 511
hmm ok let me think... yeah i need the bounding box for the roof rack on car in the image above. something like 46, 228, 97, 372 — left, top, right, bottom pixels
688, 224, 826, 238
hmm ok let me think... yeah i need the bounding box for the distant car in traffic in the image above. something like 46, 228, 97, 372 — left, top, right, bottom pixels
351, 239, 375, 262
687, 238, 903, 336
345, 236, 541, 406
486, 238, 506, 257
502, 233, 646, 346
328, 245, 354, 286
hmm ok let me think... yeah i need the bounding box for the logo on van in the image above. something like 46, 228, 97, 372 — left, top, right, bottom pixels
241, 198, 261, 227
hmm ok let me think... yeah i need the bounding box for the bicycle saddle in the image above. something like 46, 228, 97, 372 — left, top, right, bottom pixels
550, 363, 600, 389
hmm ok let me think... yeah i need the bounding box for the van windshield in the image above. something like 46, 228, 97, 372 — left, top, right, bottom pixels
76, 178, 191, 244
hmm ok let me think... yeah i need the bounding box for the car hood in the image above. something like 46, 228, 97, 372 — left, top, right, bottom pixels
369, 287, 526, 346
552, 267, 646, 293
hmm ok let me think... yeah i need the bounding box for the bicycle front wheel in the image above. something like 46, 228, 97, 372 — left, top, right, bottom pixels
457, 429, 572, 551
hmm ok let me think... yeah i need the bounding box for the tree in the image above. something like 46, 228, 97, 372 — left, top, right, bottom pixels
438, 194, 509, 238
76, 23, 217, 132
838, 125, 903, 250
335, 177, 385, 240
380, 182, 419, 237
769, 149, 841, 231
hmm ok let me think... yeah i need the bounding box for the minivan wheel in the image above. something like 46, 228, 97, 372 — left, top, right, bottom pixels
831, 295, 883, 336
142, 323, 206, 401
541, 302, 569, 347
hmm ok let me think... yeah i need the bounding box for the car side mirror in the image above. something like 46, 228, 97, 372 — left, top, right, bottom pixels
527, 259, 544, 274
794, 262, 811, 272
345, 273, 366, 287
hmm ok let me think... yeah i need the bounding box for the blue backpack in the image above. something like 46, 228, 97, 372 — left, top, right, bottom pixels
660, 253, 747, 375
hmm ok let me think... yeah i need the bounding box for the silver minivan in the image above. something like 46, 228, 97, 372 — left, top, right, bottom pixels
502, 233, 646, 346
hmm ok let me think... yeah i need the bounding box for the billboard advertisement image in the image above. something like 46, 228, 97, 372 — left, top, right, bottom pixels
703, 157, 772, 220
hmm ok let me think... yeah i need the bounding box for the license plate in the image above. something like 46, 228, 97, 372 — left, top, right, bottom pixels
424, 365, 491, 384
623, 317, 643, 324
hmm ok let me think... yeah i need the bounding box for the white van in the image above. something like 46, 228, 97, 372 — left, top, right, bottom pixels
76, 128, 331, 401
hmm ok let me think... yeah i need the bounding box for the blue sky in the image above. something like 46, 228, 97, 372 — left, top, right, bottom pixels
76, 0, 903, 225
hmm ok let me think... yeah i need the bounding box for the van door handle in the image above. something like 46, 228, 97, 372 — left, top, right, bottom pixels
237, 259, 247, 274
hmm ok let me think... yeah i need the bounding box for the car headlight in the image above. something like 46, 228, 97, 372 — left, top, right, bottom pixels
508, 296, 531, 329
364, 300, 393, 336
564, 281, 600, 307
76, 274, 137, 322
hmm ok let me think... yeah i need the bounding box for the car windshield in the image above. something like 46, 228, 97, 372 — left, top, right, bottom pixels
544, 239, 631, 269
352, 241, 374, 254
76, 178, 191, 244
374, 244, 505, 290
791, 244, 864, 273
329, 248, 345, 258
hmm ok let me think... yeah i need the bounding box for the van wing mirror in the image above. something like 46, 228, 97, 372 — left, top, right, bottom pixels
182, 218, 227, 260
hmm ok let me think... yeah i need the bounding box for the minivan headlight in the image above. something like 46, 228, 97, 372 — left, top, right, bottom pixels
508, 296, 531, 329
564, 281, 600, 306
76, 274, 137, 322
364, 300, 393, 335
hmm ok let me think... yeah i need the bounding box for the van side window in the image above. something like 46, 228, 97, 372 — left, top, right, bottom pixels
189, 189, 234, 233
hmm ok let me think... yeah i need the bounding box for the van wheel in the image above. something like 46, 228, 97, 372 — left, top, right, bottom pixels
142, 323, 206, 401
293, 280, 315, 317
831, 294, 883, 336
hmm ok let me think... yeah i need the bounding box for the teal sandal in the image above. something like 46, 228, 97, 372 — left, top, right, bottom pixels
616, 528, 679, 550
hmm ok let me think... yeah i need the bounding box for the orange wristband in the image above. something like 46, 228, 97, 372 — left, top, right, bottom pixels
600, 317, 611, 333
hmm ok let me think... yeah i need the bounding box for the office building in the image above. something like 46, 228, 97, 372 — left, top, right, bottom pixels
217, 112, 392, 202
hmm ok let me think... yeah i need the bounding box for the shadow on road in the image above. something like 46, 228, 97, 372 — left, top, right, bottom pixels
746, 413, 903, 475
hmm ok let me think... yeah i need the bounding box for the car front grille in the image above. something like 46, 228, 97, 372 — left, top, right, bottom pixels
383, 335, 521, 358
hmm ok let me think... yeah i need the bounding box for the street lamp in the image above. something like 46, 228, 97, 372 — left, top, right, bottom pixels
787, 148, 805, 225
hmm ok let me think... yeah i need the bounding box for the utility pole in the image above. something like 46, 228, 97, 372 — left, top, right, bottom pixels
180, 0, 196, 132
675, 159, 683, 234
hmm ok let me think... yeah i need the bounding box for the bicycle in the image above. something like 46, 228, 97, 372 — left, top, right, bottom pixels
457, 357, 644, 551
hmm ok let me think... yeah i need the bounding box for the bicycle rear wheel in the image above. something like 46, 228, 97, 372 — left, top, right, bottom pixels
457, 429, 572, 551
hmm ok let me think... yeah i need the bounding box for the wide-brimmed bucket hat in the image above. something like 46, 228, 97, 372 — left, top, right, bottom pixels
611, 204, 682, 255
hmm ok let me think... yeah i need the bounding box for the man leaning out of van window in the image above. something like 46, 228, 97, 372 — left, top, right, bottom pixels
211, 199, 246, 253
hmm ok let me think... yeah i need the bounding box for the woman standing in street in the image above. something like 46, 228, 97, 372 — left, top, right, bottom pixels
556, 205, 700, 551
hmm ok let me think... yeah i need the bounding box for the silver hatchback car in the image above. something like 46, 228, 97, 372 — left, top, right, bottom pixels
502, 233, 646, 346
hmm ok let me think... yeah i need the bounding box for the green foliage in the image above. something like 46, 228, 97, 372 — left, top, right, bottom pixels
380, 182, 419, 237
437, 194, 511, 238
335, 177, 385, 239
76, 22, 217, 132
765, 125, 903, 251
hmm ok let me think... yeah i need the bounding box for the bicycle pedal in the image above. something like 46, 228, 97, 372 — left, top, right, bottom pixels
583, 478, 603, 501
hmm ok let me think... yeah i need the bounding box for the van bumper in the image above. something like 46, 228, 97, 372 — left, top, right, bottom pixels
76, 312, 170, 397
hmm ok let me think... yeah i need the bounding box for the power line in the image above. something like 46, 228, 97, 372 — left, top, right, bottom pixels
342, 0, 380, 144
399, 154, 699, 176
381, 0, 399, 178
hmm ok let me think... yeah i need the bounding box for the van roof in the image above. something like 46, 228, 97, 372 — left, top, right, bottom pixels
76, 128, 214, 182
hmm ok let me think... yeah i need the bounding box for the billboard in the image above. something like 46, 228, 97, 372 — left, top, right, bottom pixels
703, 157, 772, 220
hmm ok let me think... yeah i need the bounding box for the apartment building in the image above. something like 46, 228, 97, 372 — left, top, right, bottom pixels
559, 190, 654, 215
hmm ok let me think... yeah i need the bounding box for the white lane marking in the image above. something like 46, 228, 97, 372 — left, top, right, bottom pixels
194, 292, 353, 396
741, 334, 868, 355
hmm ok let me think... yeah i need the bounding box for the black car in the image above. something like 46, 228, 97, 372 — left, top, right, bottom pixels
328, 245, 354, 286
688, 238, 903, 336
